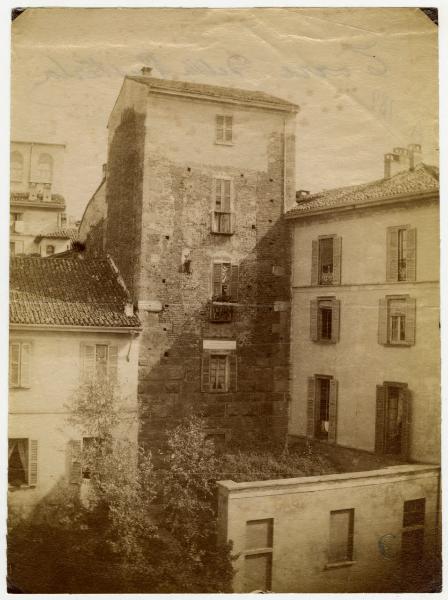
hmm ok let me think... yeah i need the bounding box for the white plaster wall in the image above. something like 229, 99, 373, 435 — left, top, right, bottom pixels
220, 466, 440, 593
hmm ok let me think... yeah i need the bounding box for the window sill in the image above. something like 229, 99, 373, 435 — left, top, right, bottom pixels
314, 339, 336, 345
211, 230, 234, 236
214, 141, 234, 147
9, 386, 31, 390
382, 342, 413, 347
244, 547, 273, 557
8, 484, 35, 491
324, 560, 356, 570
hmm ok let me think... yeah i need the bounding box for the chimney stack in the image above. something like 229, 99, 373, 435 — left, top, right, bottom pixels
408, 143, 422, 170
141, 66, 153, 77
384, 147, 409, 179
296, 190, 311, 203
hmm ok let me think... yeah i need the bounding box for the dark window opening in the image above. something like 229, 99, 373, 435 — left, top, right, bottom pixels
210, 354, 228, 391
316, 377, 330, 440
8, 439, 28, 486
320, 306, 332, 340
398, 228, 408, 281
319, 237, 334, 284
385, 386, 403, 455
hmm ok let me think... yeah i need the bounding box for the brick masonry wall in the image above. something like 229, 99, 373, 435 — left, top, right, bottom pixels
104, 90, 295, 450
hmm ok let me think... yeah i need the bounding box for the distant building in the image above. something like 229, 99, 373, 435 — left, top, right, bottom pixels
10, 141, 68, 256
9, 256, 141, 515
80, 67, 297, 448
285, 146, 440, 464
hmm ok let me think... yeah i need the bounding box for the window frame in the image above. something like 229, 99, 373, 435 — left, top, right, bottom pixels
211, 177, 234, 235
311, 234, 342, 286
201, 343, 238, 393
9, 341, 32, 388
326, 508, 355, 568
8, 438, 38, 488
307, 374, 338, 443
375, 381, 410, 460
215, 115, 233, 145
244, 518, 274, 592
46, 244, 55, 256
386, 225, 417, 283
401, 498, 426, 566
310, 297, 340, 343
80, 342, 118, 383
378, 295, 416, 347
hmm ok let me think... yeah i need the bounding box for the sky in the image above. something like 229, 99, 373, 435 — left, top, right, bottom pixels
11, 7, 439, 219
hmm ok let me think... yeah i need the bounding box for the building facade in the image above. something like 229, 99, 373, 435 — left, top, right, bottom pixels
10, 141, 67, 256
81, 68, 297, 448
9, 256, 141, 516
286, 149, 440, 465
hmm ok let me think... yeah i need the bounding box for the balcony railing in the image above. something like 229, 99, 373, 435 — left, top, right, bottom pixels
209, 300, 234, 322
210, 211, 234, 235
398, 259, 407, 281
319, 270, 333, 285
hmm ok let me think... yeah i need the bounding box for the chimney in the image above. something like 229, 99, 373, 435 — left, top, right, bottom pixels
125, 302, 134, 317
408, 143, 422, 170
384, 147, 410, 179
141, 66, 153, 77
296, 190, 311, 203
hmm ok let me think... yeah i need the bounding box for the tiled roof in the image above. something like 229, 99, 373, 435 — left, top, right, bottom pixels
286, 164, 439, 218
127, 75, 298, 111
10, 256, 141, 329
11, 192, 65, 206
35, 227, 79, 242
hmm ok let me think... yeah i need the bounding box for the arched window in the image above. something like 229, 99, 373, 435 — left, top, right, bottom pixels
38, 153, 53, 182
11, 151, 23, 182
46, 245, 55, 256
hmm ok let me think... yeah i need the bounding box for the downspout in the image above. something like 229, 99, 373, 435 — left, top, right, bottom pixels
282, 117, 287, 214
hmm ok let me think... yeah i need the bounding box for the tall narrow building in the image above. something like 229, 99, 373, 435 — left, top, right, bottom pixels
80, 68, 298, 448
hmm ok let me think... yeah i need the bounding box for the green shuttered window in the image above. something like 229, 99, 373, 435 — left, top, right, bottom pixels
386, 226, 417, 282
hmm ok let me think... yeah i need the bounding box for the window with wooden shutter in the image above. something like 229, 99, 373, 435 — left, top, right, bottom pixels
215, 115, 233, 144
211, 178, 234, 234
9, 342, 32, 388
328, 380, 338, 443
379, 296, 416, 346
311, 298, 340, 343
70, 439, 82, 484
108, 346, 118, 383
244, 518, 273, 592
201, 352, 211, 392
81, 343, 95, 381
230, 264, 239, 302
386, 226, 416, 282
28, 440, 38, 486
211, 261, 238, 302
228, 352, 238, 392
8, 438, 30, 487
306, 377, 316, 438
312, 235, 342, 286
328, 509, 354, 564
80, 343, 119, 383
375, 382, 410, 458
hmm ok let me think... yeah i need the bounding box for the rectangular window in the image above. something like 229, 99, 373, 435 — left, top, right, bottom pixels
375, 382, 410, 459
386, 226, 416, 282
8, 438, 38, 487
319, 238, 334, 284
216, 115, 233, 144
9, 342, 31, 388
10, 240, 25, 256
201, 343, 237, 393
10, 212, 23, 234
244, 519, 273, 592
81, 344, 118, 383
307, 375, 338, 443
210, 354, 228, 391
212, 262, 238, 302
378, 295, 416, 346
310, 298, 340, 342
316, 377, 330, 440
311, 235, 342, 286
328, 509, 355, 564
402, 499, 425, 566
212, 178, 234, 234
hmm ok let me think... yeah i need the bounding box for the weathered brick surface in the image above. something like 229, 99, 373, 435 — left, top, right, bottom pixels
101, 82, 296, 448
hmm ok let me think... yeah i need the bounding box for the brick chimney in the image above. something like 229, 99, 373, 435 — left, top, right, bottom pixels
141, 66, 153, 77
384, 147, 410, 179
408, 143, 422, 170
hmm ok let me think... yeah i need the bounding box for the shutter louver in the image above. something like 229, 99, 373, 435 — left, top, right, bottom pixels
311, 240, 319, 286
10, 343, 20, 387
201, 352, 211, 392
29, 440, 38, 486
331, 299, 341, 343
378, 298, 388, 345
406, 228, 417, 282
81, 344, 95, 382
405, 297, 416, 345
20, 343, 31, 388
310, 300, 318, 341
108, 346, 118, 384
70, 440, 83, 484
212, 263, 222, 299
230, 265, 239, 302
328, 379, 338, 444
306, 377, 316, 438
400, 387, 411, 461
375, 385, 386, 454
333, 237, 342, 284
386, 227, 399, 282
229, 353, 238, 392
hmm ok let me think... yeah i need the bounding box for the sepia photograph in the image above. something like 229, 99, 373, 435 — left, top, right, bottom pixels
7, 5, 440, 594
